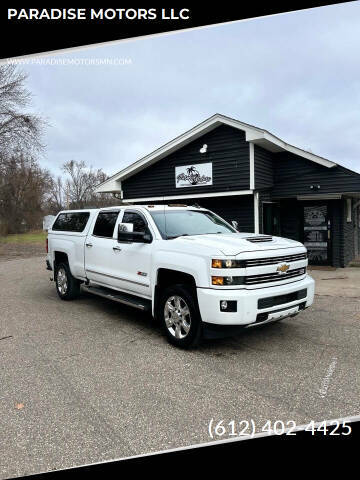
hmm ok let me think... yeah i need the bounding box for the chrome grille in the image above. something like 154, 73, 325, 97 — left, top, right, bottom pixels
245, 253, 307, 268
245, 268, 306, 285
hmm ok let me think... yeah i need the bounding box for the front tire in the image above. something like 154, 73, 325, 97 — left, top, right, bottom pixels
159, 284, 202, 348
55, 262, 80, 300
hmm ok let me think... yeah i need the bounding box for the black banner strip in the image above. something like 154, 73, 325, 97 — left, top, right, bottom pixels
0, 2, 352, 58
19, 416, 360, 479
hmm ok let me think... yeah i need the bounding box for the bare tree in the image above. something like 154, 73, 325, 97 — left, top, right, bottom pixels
0, 65, 44, 157
62, 160, 117, 209
47, 175, 65, 213
0, 154, 52, 234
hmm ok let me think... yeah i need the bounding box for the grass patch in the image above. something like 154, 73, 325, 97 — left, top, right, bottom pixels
0, 230, 47, 244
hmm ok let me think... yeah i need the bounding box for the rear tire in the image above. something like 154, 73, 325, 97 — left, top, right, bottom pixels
55, 262, 80, 300
159, 284, 202, 348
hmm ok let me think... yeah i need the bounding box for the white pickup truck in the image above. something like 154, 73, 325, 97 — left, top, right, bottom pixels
46, 204, 315, 348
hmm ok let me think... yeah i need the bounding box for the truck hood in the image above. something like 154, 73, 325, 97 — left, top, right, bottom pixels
177, 233, 304, 256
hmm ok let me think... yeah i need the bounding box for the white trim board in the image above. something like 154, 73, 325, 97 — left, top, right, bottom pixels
95, 113, 337, 193
249, 142, 255, 190
122, 189, 253, 203
254, 191, 259, 234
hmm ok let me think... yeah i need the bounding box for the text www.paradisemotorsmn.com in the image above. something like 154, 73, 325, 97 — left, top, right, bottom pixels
1, 57, 133, 66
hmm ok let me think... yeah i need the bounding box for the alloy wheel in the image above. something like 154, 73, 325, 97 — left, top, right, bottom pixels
164, 295, 191, 339
57, 267, 68, 295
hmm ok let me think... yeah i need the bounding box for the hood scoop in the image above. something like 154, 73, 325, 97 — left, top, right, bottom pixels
245, 235, 273, 243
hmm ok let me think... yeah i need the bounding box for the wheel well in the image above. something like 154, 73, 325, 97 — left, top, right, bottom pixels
54, 251, 68, 266
157, 268, 196, 290
154, 269, 197, 320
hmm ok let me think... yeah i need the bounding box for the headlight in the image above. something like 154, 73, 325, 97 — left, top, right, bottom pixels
211, 276, 245, 286
212, 259, 245, 268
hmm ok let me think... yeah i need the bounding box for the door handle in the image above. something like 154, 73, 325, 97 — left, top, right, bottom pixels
113, 246, 122, 252
86, 243, 93, 248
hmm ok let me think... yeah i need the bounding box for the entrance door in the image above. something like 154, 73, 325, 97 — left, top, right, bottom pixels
303, 204, 331, 265
263, 203, 281, 236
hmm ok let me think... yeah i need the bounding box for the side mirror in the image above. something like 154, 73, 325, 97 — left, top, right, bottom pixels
231, 220, 239, 231
117, 223, 152, 243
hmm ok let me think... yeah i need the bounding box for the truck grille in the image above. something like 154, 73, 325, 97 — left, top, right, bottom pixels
245, 267, 306, 285
244, 253, 307, 268
258, 288, 307, 309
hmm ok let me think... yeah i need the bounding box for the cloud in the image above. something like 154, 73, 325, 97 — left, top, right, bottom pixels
22, 2, 360, 176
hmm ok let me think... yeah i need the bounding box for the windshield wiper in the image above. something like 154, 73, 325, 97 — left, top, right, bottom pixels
166, 234, 190, 239
167, 232, 226, 239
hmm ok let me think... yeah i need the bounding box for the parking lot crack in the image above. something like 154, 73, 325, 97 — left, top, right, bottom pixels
0, 336, 13, 341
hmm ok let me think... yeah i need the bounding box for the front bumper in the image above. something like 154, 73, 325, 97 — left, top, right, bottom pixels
197, 274, 315, 326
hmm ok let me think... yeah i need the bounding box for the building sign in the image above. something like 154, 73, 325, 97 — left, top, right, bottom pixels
304, 205, 328, 264
175, 162, 212, 188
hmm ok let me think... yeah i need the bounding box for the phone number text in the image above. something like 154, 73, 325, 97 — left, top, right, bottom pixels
208, 419, 352, 438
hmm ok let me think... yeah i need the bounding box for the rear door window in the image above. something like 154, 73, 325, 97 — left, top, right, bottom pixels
93, 211, 119, 238
52, 212, 90, 232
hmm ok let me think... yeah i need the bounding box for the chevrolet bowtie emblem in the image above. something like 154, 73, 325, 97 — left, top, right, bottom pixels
277, 263, 290, 274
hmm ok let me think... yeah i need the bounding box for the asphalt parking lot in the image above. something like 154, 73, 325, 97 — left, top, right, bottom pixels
1, 256, 360, 478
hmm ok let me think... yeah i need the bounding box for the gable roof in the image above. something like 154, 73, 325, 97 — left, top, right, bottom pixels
95, 113, 337, 193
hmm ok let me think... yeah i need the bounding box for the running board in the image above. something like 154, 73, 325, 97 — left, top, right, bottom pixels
82, 285, 151, 311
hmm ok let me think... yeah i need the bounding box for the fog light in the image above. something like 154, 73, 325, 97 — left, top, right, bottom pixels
219, 300, 237, 312
220, 300, 228, 310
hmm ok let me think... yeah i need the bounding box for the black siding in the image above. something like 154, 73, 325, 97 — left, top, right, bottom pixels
122, 125, 250, 199
272, 151, 360, 198
254, 145, 274, 189
198, 195, 254, 233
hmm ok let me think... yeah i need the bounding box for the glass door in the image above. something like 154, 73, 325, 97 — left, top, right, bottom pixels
303, 204, 330, 265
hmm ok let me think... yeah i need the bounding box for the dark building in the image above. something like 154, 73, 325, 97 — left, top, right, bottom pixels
96, 114, 360, 267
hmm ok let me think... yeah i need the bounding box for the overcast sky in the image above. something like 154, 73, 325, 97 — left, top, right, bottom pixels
19, 2, 360, 178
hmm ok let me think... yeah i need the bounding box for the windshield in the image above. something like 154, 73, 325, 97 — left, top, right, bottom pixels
150, 209, 236, 239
